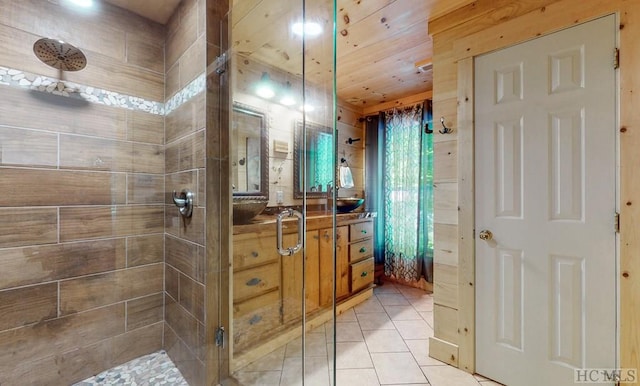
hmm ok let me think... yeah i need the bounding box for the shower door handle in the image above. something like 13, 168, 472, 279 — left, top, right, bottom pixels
276, 208, 303, 256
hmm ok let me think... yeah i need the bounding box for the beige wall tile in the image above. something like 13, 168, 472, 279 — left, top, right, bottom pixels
0, 85, 127, 140
0, 127, 57, 168
165, 234, 205, 283
132, 142, 164, 174
165, 296, 200, 357
2, 336, 112, 386
166, 206, 205, 245
60, 205, 164, 242
60, 135, 133, 172
180, 129, 206, 170
165, 92, 206, 143
0, 208, 57, 248
164, 322, 205, 385
127, 110, 164, 145
165, 140, 180, 174
60, 264, 163, 315
0, 303, 125, 374
0, 239, 126, 290
0, 283, 57, 331
126, 33, 165, 73
179, 35, 206, 88
166, 62, 181, 101
128, 173, 165, 204
1, 169, 127, 206
166, 0, 199, 69
112, 322, 164, 365
126, 293, 164, 331
127, 234, 163, 267
166, 264, 180, 301
179, 273, 205, 322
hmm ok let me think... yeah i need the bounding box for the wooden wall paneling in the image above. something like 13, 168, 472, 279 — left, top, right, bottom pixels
433, 303, 459, 344
433, 262, 458, 309
456, 56, 475, 373
0, 283, 58, 331
126, 293, 164, 330
434, 182, 458, 226
618, 1, 640, 377
0, 127, 58, 168
433, 140, 458, 183
433, 223, 458, 266
428, 336, 459, 367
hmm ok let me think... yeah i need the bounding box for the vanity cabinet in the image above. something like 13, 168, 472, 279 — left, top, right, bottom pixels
348, 220, 374, 292
232, 215, 374, 356
232, 233, 283, 353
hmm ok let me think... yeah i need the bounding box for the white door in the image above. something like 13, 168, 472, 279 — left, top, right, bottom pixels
475, 15, 617, 386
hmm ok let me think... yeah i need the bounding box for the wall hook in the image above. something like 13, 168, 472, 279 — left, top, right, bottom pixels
439, 117, 453, 134
172, 190, 194, 218
346, 137, 361, 144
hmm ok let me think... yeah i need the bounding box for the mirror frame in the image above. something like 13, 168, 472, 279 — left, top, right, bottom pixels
232, 102, 269, 201
293, 120, 334, 199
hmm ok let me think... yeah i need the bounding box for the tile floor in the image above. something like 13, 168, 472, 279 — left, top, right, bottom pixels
230, 283, 504, 386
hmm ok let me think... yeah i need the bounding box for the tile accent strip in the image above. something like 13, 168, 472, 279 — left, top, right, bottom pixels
0, 66, 206, 116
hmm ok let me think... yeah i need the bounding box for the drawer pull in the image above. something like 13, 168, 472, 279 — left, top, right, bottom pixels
359, 247, 367, 253
360, 271, 368, 277
249, 314, 262, 325
246, 278, 262, 286
251, 251, 259, 258
361, 229, 367, 234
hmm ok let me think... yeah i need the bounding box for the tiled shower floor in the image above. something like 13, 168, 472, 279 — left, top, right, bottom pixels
74, 350, 187, 386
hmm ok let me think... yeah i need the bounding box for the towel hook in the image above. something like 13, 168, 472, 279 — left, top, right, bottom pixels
172, 190, 194, 218
346, 137, 361, 144
439, 117, 453, 134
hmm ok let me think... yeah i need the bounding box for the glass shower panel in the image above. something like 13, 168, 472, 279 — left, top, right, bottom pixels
226, 0, 336, 385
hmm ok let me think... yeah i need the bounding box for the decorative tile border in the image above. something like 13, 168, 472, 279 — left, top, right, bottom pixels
165, 73, 206, 115
0, 66, 207, 116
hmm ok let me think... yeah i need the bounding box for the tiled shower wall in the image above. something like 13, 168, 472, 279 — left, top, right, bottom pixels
163, 0, 208, 384
0, 1, 165, 384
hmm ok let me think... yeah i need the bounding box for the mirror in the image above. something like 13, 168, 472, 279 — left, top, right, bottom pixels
294, 120, 334, 199
232, 102, 268, 201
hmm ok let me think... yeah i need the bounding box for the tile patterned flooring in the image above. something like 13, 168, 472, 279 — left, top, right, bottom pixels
230, 283, 504, 386
75, 283, 504, 385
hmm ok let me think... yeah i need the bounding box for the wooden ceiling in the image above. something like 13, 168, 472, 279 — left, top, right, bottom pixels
107, 0, 474, 109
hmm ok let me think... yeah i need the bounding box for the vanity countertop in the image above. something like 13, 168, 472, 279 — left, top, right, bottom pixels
233, 211, 376, 235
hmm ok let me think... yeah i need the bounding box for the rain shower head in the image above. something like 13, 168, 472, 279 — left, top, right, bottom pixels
33, 38, 87, 71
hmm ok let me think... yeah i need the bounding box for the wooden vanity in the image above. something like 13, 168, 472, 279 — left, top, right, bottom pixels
231, 212, 375, 369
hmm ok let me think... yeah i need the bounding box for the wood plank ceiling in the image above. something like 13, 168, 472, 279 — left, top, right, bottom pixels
107, 0, 474, 109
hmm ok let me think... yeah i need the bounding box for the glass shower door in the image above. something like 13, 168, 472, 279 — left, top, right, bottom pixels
225, 0, 336, 384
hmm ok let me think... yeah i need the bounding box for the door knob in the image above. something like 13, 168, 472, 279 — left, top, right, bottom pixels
479, 230, 493, 241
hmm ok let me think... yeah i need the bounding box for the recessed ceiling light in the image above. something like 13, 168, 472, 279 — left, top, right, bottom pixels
292, 22, 323, 37
65, 0, 94, 7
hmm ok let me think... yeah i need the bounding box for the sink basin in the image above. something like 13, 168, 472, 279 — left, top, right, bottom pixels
336, 197, 364, 213
233, 200, 268, 224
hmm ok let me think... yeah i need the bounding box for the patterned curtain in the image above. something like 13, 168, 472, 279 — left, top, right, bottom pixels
383, 103, 433, 282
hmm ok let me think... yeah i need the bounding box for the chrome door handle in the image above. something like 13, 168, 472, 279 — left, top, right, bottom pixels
276, 208, 303, 256
479, 229, 493, 241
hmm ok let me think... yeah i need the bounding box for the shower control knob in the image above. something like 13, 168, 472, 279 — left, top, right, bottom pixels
479, 230, 493, 241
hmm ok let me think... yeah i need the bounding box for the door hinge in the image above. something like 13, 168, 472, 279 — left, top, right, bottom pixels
215, 326, 225, 347
614, 48, 620, 69
213, 52, 227, 75
615, 212, 620, 233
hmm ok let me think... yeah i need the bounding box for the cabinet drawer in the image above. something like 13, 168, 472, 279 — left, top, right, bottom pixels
350, 221, 373, 242
350, 257, 374, 292
349, 238, 373, 263
233, 235, 279, 271
233, 290, 281, 353
233, 262, 280, 302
